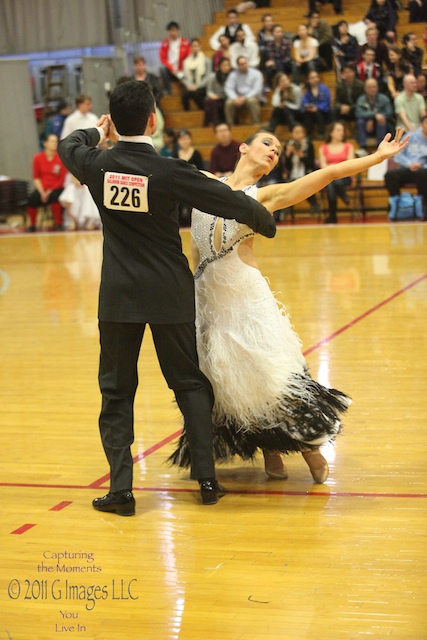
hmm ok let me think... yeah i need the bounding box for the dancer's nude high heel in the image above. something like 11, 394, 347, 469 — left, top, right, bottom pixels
263, 450, 288, 479
302, 448, 329, 484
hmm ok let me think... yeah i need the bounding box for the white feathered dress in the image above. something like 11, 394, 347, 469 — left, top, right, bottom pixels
170, 185, 351, 467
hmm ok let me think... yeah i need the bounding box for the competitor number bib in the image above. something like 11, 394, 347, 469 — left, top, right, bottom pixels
103, 171, 149, 213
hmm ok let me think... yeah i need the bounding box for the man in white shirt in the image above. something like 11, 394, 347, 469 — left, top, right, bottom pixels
60, 94, 100, 229
60, 95, 98, 139
229, 28, 260, 68
209, 8, 255, 51
224, 56, 263, 125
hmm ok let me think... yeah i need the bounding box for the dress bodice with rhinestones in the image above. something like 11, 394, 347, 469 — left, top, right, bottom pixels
191, 183, 257, 279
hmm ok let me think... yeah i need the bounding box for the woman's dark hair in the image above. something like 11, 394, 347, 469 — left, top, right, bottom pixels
216, 57, 231, 83
163, 127, 176, 140
110, 80, 155, 135
402, 32, 415, 45
324, 120, 347, 144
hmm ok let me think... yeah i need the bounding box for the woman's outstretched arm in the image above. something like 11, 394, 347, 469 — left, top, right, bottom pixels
257, 128, 409, 213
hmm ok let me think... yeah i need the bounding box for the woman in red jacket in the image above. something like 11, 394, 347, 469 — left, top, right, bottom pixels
26, 134, 67, 232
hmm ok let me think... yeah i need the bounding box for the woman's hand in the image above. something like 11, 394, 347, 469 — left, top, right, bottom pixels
376, 128, 409, 161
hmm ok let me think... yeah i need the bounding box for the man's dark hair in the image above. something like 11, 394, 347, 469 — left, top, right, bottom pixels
109, 80, 155, 136
166, 21, 180, 30
227, 8, 238, 15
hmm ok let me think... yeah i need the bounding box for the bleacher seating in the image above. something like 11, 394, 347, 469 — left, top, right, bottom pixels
160, 0, 426, 221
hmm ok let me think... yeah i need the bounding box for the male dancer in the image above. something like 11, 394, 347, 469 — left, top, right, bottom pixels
58, 80, 275, 514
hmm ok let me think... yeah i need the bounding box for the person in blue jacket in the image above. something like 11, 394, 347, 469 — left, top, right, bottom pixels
301, 69, 331, 138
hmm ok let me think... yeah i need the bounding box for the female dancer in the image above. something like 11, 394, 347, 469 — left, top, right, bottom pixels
170, 128, 408, 483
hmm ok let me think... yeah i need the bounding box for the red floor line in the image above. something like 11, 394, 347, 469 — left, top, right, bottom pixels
123, 487, 427, 499
11, 524, 37, 535
49, 501, 73, 511
3, 481, 426, 499
86, 429, 182, 489
304, 273, 427, 356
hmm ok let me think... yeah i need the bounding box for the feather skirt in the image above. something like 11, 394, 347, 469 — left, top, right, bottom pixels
169, 249, 351, 468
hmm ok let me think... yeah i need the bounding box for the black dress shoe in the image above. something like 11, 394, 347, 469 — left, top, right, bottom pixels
199, 479, 227, 505
92, 491, 135, 516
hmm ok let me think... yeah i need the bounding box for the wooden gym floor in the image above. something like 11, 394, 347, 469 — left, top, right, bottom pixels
1, 222, 426, 639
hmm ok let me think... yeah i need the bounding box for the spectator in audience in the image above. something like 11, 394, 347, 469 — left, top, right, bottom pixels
224, 56, 264, 125
416, 71, 427, 98
356, 47, 383, 84
409, 0, 427, 23
401, 32, 424, 76
355, 77, 394, 151
209, 123, 241, 177
212, 34, 231, 71
301, 69, 331, 138
160, 127, 179, 158
358, 26, 389, 69
182, 38, 211, 111
306, 11, 334, 71
159, 21, 191, 95
319, 121, 355, 224
385, 46, 414, 99
26, 134, 67, 232
263, 24, 293, 89
332, 20, 360, 73
258, 13, 275, 68
173, 129, 204, 226
41, 100, 71, 142
173, 129, 204, 169
204, 58, 232, 127
133, 56, 162, 105
61, 94, 98, 139
394, 73, 426, 131
209, 8, 255, 51
384, 115, 427, 201
333, 64, 365, 124
267, 72, 302, 133
127, 66, 165, 147
60, 95, 100, 230
292, 23, 320, 84
363, 0, 397, 44
283, 123, 321, 215
229, 27, 260, 68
